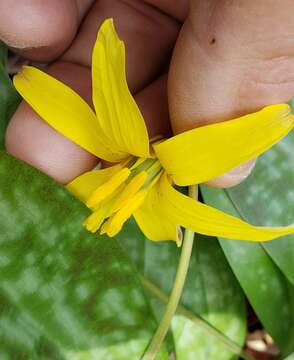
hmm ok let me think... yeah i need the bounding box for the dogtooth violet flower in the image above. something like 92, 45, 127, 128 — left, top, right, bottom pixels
13, 19, 294, 246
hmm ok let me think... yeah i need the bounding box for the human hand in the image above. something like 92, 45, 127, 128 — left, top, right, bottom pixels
4, 0, 184, 183
4, 1, 294, 187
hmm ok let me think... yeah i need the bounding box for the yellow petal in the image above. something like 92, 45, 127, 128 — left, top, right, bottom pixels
92, 19, 150, 158
154, 104, 294, 186
66, 164, 122, 203
133, 181, 182, 246
13, 66, 127, 162
159, 173, 294, 242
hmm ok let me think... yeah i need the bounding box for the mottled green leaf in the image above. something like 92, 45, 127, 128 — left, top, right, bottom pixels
201, 185, 294, 355
119, 219, 246, 359
0, 151, 167, 359
284, 353, 294, 360
0, 43, 21, 149
225, 131, 294, 286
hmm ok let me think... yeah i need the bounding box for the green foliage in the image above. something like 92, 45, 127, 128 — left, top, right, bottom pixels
284, 353, 294, 360
118, 221, 247, 359
0, 42, 21, 148
201, 128, 294, 356
201, 138, 294, 356
224, 130, 294, 286
0, 151, 167, 359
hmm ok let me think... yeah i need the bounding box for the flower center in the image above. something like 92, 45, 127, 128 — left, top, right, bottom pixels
83, 157, 163, 237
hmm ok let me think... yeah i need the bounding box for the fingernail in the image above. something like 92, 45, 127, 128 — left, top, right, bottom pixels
206, 158, 257, 188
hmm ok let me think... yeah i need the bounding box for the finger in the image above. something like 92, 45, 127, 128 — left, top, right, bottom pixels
169, 1, 294, 188
5, 63, 170, 184
5, 62, 96, 184
0, 0, 94, 61
136, 74, 171, 139
143, 0, 189, 22
61, 0, 183, 92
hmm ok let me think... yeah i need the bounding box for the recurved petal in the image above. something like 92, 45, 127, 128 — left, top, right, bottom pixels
154, 104, 294, 186
133, 181, 182, 246
159, 173, 294, 242
14, 66, 125, 162
92, 19, 150, 158
66, 164, 122, 203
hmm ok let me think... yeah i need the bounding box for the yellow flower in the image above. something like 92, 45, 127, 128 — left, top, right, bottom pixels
14, 19, 294, 246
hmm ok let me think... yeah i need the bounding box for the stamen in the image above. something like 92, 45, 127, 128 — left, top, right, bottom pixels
84, 185, 124, 232
83, 207, 109, 233
83, 157, 164, 236
148, 170, 164, 188
146, 160, 161, 177
144, 160, 163, 188
86, 168, 131, 209
130, 157, 146, 170
100, 189, 148, 237
129, 158, 156, 179
112, 171, 148, 212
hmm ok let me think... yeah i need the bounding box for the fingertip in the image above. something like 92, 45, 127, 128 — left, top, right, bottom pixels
6, 62, 97, 184
0, 0, 79, 61
206, 159, 257, 188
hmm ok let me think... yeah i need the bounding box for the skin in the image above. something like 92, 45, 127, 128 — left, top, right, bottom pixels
3, 0, 294, 186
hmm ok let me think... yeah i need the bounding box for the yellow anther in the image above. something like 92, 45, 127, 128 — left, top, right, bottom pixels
83, 207, 109, 233
83, 186, 123, 233
112, 171, 148, 212
83, 158, 163, 236
86, 168, 131, 209
100, 189, 148, 237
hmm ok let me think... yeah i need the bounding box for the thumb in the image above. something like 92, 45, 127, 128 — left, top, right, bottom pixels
168, 1, 294, 187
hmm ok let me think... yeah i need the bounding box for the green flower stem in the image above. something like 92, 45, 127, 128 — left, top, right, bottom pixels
140, 277, 254, 360
142, 185, 198, 360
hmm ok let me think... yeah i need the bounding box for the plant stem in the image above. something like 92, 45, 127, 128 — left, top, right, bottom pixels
140, 276, 254, 360
142, 185, 198, 360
